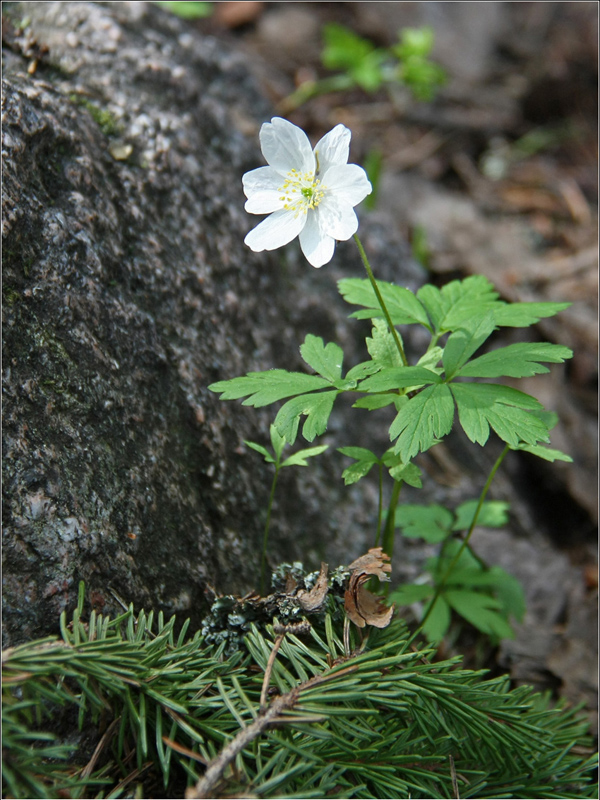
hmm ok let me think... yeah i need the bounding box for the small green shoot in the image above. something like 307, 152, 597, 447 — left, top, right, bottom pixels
245, 425, 328, 594
155, 1, 213, 19
282, 23, 447, 111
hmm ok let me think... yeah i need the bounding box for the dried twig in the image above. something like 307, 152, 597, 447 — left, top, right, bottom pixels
260, 621, 312, 710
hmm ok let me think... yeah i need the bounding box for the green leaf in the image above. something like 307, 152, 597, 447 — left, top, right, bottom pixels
396, 504, 453, 543
513, 443, 573, 462
390, 384, 455, 461
415, 284, 446, 332
274, 391, 338, 444
340, 462, 377, 485
444, 590, 515, 639
400, 57, 447, 101
416, 346, 444, 372
338, 277, 431, 328
430, 539, 481, 576
270, 424, 287, 460
386, 460, 423, 488
208, 370, 330, 406
358, 366, 442, 393
417, 275, 498, 333
244, 441, 275, 464
491, 569, 526, 623
422, 596, 451, 642
457, 342, 573, 378
389, 583, 434, 605
281, 445, 329, 468
442, 313, 497, 378
493, 302, 571, 327
344, 360, 381, 382
321, 24, 387, 91
366, 319, 404, 368
156, 1, 213, 19
452, 500, 510, 531
394, 26, 435, 59
352, 393, 401, 410
300, 334, 344, 383
448, 567, 526, 623
418, 277, 571, 336
337, 446, 378, 462
451, 383, 548, 447
337, 447, 379, 485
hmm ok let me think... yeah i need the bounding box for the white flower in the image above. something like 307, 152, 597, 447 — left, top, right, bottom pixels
242, 117, 372, 268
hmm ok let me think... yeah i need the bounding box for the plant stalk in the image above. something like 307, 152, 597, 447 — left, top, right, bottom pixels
260, 467, 280, 595
353, 234, 409, 366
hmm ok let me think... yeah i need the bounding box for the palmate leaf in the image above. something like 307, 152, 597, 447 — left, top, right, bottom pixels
209, 370, 330, 406
338, 277, 431, 328
457, 341, 573, 378
417, 275, 571, 333
389, 383, 455, 462
450, 383, 548, 447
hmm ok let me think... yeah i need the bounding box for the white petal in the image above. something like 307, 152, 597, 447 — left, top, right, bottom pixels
299, 212, 336, 268
314, 124, 351, 174
260, 117, 315, 176
242, 166, 283, 198
316, 195, 359, 241
244, 209, 307, 252
321, 164, 372, 207
245, 192, 284, 214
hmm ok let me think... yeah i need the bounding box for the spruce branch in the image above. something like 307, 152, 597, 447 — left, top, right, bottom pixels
2, 583, 597, 799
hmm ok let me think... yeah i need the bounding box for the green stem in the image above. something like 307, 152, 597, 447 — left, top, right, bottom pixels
260, 467, 280, 595
353, 234, 409, 367
374, 463, 384, 547
382, 479, 403, 561
408, 444, 510, 644
279, 74, 355, 112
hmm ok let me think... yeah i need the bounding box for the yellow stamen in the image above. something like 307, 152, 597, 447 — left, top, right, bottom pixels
278, 168, 326, 217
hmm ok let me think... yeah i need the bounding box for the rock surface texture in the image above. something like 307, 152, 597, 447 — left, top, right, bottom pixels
3, 1, 413, 645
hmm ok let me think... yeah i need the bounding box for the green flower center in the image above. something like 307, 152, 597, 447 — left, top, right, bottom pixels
279, 169, 326, 216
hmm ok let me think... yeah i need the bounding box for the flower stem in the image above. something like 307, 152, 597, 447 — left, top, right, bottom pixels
353, 234, 408, 366
407, 444, 510, 645
260, 467, 280, 595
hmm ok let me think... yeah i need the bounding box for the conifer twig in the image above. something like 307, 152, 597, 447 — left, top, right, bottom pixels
186, 663, 358, 799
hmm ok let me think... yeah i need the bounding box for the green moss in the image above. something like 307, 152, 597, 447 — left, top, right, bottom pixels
4, 288, 21, 306
69, 94, 121, 137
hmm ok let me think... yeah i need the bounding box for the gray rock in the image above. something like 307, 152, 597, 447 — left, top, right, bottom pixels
3, 1, 422, 645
